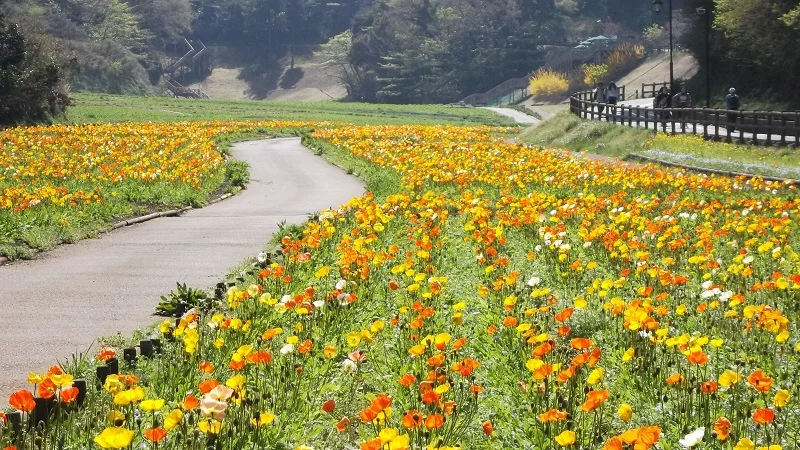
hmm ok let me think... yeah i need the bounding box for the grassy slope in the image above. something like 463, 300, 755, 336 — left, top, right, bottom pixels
520, 111, 800, 178
65, 93, 516, 126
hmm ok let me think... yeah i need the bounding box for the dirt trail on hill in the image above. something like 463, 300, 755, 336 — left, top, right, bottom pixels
0, 138, 364, 402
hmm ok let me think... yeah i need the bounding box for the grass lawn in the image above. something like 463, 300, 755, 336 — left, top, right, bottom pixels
65, 93, 516, 126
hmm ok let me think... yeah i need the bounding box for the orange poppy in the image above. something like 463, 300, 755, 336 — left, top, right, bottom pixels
335, 416, 350, 432
747, 369, 773, 393
144, 427, 168, 442
402, 410, 424, 429
666, 373, 684, 385
687, 351, 708, 365
581, 389, 609, 412
246, 350, 272, 365
554, 308, 574, 322
8, 390, 35, 412
359, 408, 378, 423
713, 417, 731, 441
322, 400, 336, 414
558, 325, 571, 337
570, 338, 593, 350
198, 380, 219, 395
398, 373, 416, 388
532, 342, 554, 357
752, 408, 775, 425
298, 340, 313, 355
427, 353, 445, 367
603, 436, 623, 450
199, 361, 214, 374
503, 316, 518, 327
97, 348, 116, 363
361, 438, 382, 450
183, 394, 199, 410
538, 409, 568, 423
422, 390, 441, 404
425, 413, 444, 429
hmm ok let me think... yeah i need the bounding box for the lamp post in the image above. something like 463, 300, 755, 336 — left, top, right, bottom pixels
697, 4, 711, 108
652, 0, 674, 96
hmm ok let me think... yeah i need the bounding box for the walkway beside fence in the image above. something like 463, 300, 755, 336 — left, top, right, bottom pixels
570, 88, 799, 147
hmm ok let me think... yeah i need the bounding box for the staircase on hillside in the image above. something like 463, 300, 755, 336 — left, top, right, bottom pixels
460, 45, 616, 106
163, 39, 211, 99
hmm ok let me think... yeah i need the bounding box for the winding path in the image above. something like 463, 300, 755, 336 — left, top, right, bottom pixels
0, 138, 364, 401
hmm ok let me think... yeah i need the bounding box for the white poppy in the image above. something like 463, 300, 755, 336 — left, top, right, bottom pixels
678, 427, 705, 448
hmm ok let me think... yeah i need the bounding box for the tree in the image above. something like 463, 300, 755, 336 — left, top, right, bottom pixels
0, 13, 67, 125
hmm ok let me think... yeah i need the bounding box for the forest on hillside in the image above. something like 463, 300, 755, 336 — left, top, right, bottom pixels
1, 0, 799, 119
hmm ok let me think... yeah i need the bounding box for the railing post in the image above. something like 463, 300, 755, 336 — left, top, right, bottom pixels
766, 114, 772, 146
781, 114, 787, 147
738, 112, 746, 145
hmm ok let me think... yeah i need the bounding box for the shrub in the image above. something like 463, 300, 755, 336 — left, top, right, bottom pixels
528, 68, 570, 100
225, 160, 250, 189
605, 42, 645, 75
582, 63, 608, 87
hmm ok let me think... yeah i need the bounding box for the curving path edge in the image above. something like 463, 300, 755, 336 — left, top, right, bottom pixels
0, 138, 364, 401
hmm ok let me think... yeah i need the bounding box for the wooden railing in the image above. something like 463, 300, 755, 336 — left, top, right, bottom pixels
641, 82, 669, 99
570, 89, 800, 147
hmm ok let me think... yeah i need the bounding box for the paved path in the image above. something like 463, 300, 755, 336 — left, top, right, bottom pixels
484, 107, 540, 125
0, 138, 364, 401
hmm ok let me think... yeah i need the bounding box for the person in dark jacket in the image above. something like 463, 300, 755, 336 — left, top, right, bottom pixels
671, 86, 692, 130
654, 86, 670, 120
725, 87, 741, 132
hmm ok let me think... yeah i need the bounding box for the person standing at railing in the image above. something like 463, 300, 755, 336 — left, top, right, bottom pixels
726, 88, 741, 132
593, 82, 607, 116
654, 86, 670, 121
607, 82, 619, 118
671, 86, 692, 131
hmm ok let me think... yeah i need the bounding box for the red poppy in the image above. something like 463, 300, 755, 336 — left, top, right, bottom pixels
322, 400, 336, 414
60, 386, 79, 403
753, 408, 775, 425
8, 390, 35, 412
37, 379, 56, 400
700, 381, 718, 394
482, 419, 494, 436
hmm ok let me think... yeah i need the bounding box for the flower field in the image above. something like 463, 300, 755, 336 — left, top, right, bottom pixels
0, 121, 315, 257
3, 122, 800, 449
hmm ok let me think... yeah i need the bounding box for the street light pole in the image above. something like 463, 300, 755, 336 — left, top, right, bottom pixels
653, 0, 674, 95
703, 2, 711, 108
668, 0, 674, 95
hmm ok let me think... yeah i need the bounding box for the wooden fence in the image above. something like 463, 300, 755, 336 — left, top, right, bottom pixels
570, 89, 800, 147
641, 82, 670, 99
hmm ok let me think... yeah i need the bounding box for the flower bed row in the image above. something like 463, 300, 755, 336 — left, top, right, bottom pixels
2, 123, 799, 450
